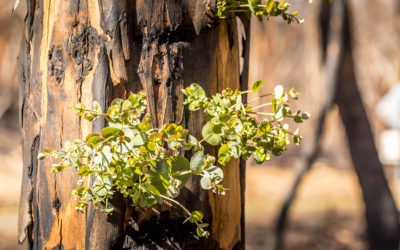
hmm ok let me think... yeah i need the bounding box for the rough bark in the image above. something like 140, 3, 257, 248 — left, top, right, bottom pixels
18, 1, 249, 249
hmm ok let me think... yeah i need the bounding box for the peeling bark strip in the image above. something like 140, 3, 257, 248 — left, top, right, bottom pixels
18, 1, 249, 249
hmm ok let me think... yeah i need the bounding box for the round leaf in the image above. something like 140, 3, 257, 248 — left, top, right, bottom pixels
200, 175, 212, 190
202, 122, 222, 146
86, 133, 100, 142
252, 80, 264, 93
190, 151, 205, 175
189, 83, 206, 98
218, 144, 230, 158
168, 156, 190, 188
274, 85, 284, 99
101, 127, 124, 138
189, 101, 202, 111
87, 136, 104, 145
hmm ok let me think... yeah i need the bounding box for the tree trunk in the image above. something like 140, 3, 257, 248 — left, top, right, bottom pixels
335, 4, 400, 249
17, 1, 249, 249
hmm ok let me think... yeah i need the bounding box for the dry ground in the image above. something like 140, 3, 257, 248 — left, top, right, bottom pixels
245, 164, 366, 250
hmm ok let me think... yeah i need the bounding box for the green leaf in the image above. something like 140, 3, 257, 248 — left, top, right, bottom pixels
218, 144, 232, 165
131, 131, 145, 147
168, 156, 190, 188
38, 153, 46, 160
87, 136, 104, 145
200, 175, 212, 189
188, 100, 202, 111
254, 153, 266, 164
208, 167, 224, 181
233, 119, 243, 133
294, 115, 302, 123
128, 94, 138, 105
211, 122, 224, 135
93, 101, 102, 113
109, 121, 123, 129
122, 100, 133, 110
86, 133, 100, 142
274, 85, 284, 99
196, 227, 210, 238
258, 121, 271, 136
101, 146, 113, 163
294, 135, 302, 145
252, 80, 264, 93
274, 106, 288, 121
190, 151, 205, 175
190, 210, 204, 222
218, 144, 230, 158
101, 127, 124, 138
247, 0, 255, 13
301, 112, 311, 120
72, 103, 85, 116
185, 135, 202, 151
191, 83, 206, 97
83, 113, 96, 121
169, 156, 190, 172
102, 207, 114, 214
219, 113, 231, 123
202, 122, 222, 146
228, 142, 240, 158
78, 166, 92, 176
94, 176, 113, 196
147, 141, 156, 151
266, 0, 274, 13
111, 98, 123, 106
150, 160, 170, 195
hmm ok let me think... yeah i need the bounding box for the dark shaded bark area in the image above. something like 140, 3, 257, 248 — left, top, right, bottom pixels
18, 1, 249, 249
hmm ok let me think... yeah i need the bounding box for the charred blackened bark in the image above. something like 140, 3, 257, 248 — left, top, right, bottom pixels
18, 1, 249, 249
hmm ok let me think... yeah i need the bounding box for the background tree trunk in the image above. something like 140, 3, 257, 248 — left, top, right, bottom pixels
18, 1, 249, 249
335, 6, 400, 248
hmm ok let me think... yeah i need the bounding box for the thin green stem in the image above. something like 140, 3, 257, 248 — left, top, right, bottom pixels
239, 90, 252, 94
171, 170, 192, 177
249, 111, 274, 116
251, 102, 272, 110
246, 93, 273, 106
149, 191, 191, 217
199, 132, 215, 144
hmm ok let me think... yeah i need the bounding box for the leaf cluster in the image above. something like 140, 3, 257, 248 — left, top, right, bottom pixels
216, 0, 304, 24
38, 81, 309, 238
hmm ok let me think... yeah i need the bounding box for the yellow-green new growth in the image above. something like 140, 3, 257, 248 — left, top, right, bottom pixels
38, 80, 309, 238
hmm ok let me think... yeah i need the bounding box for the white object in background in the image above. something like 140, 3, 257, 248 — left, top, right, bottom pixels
378, 129, 400, 165
376, 83, 400, 129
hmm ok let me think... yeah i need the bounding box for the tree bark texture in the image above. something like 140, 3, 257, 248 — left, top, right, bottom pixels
17, 1, 249, 249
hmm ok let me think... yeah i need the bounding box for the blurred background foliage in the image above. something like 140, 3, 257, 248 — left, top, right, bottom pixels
1, 0, 400, 249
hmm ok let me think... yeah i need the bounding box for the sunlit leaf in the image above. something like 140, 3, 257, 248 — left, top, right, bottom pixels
252, 80, 264, 93
202, 122, 222, 146
101, 127, 124, 138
